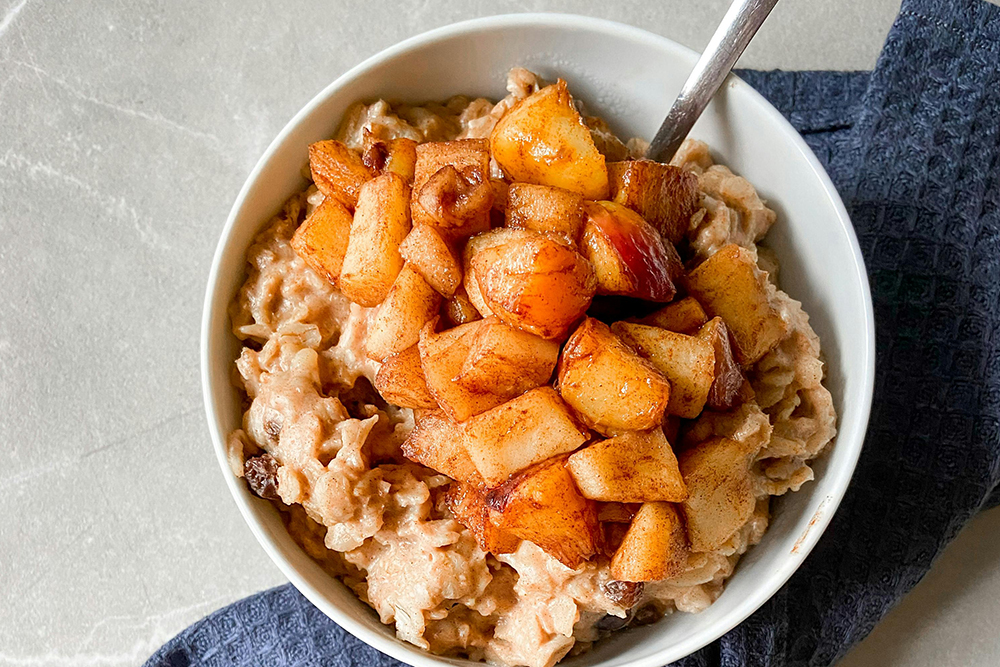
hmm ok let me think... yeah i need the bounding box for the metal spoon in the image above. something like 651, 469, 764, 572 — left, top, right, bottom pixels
647, 0, 780, 163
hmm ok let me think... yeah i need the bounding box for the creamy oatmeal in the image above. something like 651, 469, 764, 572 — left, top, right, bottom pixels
226, 68, 837, 667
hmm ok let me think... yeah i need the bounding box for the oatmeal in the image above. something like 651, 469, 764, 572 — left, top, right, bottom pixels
226, 69, 837, 667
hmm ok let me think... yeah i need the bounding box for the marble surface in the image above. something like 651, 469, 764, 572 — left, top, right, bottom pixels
1, 1, 997, 666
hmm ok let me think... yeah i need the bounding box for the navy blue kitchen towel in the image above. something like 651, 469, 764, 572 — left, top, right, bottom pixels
147, 0, 1000, 664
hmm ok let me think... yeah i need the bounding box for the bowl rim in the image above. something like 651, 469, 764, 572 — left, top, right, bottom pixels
201, 12, 875, 667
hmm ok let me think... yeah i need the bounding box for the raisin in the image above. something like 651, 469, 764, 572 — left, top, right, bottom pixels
244, 453, 281, 500
631, 603, 663, 627
362, 141, 389, 173
595, 614, 629, 632
602, 580, 644, 608
263, 417, 282, 442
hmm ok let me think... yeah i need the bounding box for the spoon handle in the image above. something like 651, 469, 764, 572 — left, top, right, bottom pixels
647, 0, 780, 162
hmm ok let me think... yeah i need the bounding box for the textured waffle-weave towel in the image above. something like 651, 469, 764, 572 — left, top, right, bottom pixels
147, 0, 1000, 664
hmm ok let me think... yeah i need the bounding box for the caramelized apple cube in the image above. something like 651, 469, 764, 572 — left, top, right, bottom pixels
697, 317, 744, 411
610, 502, 688, 581
505, 183, 585, 244
490, 80, 609, 200
686, 244, 788, 365
567, 429, 687, 503
399, 223, 463, 297
473, 235, 596, 340
557, 318, 671, 434
612, 322, 715, 419
486, 456, 601, 568
678, 436, 757, 552
580, 201, 680, 302
401, 411, 481, 484
462, 228, 538, 318
309, 140, 375, 209
339, 172, 411, 307
608, 159, 699, 245
454, 317, 559, 399
373, 344, 438, 409
411, 139, 492, 231
634, 296, 709, 334
366, 265, 441, 361
463, 387, 588, 484
417, 319, 504, 421
290, 197, 352, 285
447, 482, 520, 555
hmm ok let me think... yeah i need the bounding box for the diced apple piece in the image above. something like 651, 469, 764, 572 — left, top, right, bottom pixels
580, 201, 680, 303
366, 265, 441, 361
686, 244, 789, 365
462, 228, 538, 318
362, 134, 418, 183
697, 317, 744, 411
505, 183, 585, 244
290, 197, 352, 285
567, 429, 687, 503
417, 319, 504, 421
447, 482, 520, 555
399, 223, 462, 297
373, 344, 438, 409
634, 296, 708, 334
454, 317, 559, 399
339, 172, 411, 307
463, 387, 588, 484
678, 436, 757, 552
411, 139, 492, 231
309, 140, 375, 209
557, 318, 671, 434
610, 502, 688, 581
444, 288, 482, 326
608, 160, 699, 245
486, 455, 601, 568
612, 322, 715, 419
401, 411, 481, 484
473, 235, 596, 340
490, 80, 609, 200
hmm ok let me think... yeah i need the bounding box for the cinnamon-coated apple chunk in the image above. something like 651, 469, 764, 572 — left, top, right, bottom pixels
486, 455, 601, 568
290, 197, 353, 286
698, 317, 745, 411
446, 482, 520, 555
339, 172, 411, 307
505, 183, 586, 244
308, 139, 375, 209
608, 159, 699, 245
373, 344, 438, 410
678, 436, 759, 552
473, 235, 597, 340
610, 502, 689, 582
463, 387, 588, 485
401, 411, 482, 484
416, 165, 494, 238
490, 80, 609, 200
612, 322, 715, 419
453, 317, 560, 400
411, 139, 492, 231
417, 319, 506, 421
461, 228, 539, 318
580, 201, 680, 303
567, 429, 687, 503
686, 244, 789, 366
399, 223, 463, 297
557, 318, 671, 435
633, 296, 709, 334
366, 265, 441, 361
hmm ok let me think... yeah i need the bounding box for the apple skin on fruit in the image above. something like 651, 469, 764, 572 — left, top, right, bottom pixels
580, 201, 680, 303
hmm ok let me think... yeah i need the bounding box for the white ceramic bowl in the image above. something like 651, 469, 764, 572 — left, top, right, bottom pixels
201, 13, 874, 667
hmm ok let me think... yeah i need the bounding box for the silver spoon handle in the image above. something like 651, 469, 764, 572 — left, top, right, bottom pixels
647, 0, 780, 162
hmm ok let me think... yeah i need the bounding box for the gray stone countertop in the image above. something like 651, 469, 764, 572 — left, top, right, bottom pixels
1, 1, 997, 665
